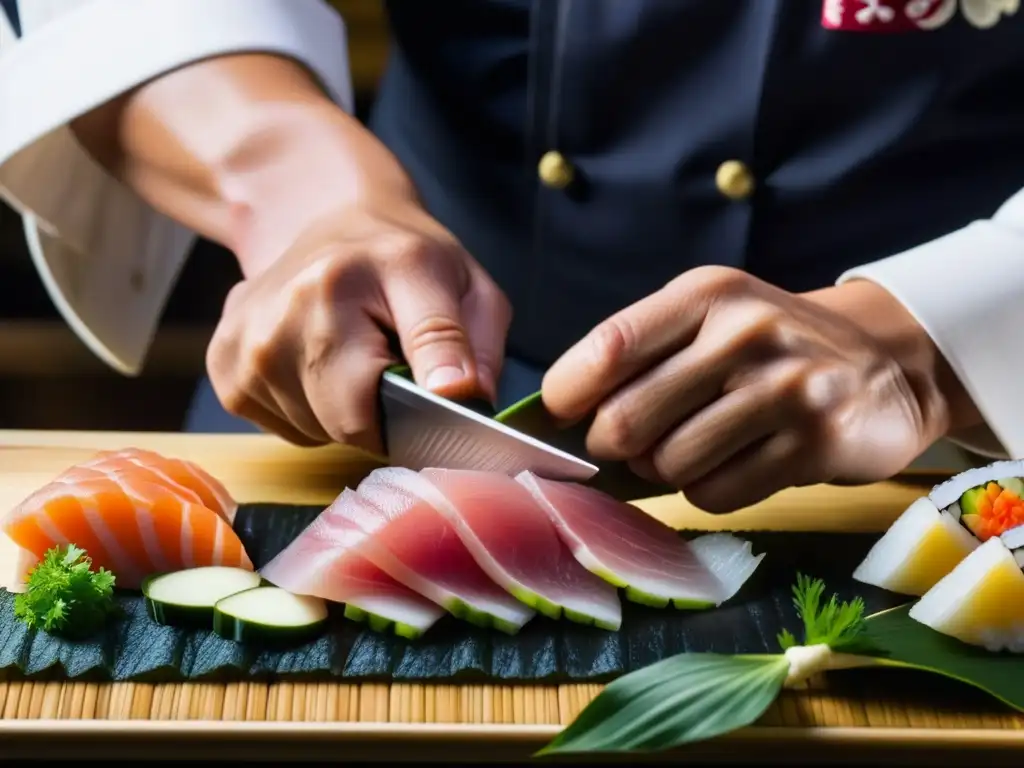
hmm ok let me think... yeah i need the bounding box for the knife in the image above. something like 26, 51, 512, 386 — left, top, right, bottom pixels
378, 369, 599, 482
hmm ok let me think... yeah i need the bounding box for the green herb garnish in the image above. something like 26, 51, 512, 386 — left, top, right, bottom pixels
777, 572, 876, 654
13, 545, 119, 639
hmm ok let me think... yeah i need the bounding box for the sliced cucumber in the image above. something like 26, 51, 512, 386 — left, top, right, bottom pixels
142, 566, 263, 627
213, 586, 328, 646
998, 477, 1024, 497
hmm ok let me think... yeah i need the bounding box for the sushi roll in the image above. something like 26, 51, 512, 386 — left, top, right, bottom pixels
908, 525, 1024, 652
853, 459, 1024, 597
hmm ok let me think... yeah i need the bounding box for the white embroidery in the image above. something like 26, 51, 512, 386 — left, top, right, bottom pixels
903, 0, 1017, 28
960, 0, 1019, 28
824, 0, 846, 25
855, 0, 897, 23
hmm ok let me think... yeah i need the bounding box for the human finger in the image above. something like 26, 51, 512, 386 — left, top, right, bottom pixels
679, 430, 811, 515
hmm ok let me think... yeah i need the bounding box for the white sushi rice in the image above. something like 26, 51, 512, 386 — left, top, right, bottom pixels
928, 459, 1024, 510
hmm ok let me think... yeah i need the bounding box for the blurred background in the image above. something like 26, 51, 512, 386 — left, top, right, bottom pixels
0, 0, 387, 432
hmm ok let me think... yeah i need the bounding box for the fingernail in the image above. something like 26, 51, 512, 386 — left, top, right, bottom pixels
425, 366, 468, 391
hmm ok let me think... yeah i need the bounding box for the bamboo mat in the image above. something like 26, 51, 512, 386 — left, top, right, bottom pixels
2, 430, 1024, 760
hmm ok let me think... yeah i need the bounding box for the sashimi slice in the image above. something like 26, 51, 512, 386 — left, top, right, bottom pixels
516, 471, 764, 608
351, 470, 536, 634
80, 448, 238, 525
3, 475, 252, 589
412, 468, 623, 631
260, 506, 445, 639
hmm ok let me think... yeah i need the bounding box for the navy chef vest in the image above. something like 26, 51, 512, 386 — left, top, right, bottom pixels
367, 0, 1024, 369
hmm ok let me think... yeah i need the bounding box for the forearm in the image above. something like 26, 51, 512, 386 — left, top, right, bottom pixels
70, 53, 417, 278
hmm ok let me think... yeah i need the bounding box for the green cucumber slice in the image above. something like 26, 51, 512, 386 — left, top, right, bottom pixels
142, 566, 263, 627
213, 586, 328, 646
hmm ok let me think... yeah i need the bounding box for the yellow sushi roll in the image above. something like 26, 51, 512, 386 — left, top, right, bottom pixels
853, 497, 979, 596
854, 459, 1024, 597
908, 528, 1024, 652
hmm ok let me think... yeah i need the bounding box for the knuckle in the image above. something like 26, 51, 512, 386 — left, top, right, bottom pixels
589, 314, 638, 370
593, 401, 640, 455
685, 265, 750, 298
405, 314, 469, 352
384, 233, 439, 270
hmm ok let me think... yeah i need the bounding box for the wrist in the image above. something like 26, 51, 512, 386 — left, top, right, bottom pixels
215, 101, 420, 278
804, 280, 983, 442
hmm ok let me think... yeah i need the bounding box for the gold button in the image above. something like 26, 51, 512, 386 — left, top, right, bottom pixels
715, 159, 755, 201
538, 150, 575, 189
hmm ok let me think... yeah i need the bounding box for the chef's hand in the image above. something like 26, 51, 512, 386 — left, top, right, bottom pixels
205, 200, 511, 454
542, 266, 969, 513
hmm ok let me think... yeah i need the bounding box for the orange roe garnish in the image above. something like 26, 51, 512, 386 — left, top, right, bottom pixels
968, 482, 1024, 541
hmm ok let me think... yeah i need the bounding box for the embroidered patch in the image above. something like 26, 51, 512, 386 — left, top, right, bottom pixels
822, 0, 1018, 30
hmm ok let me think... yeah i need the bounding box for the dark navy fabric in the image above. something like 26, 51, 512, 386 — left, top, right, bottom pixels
0, 0, 19, 37
369, 0, 1024, 368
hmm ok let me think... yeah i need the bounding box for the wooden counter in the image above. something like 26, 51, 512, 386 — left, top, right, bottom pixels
1, 429, 1023, 763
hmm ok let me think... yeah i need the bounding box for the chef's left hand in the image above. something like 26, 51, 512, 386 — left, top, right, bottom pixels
542, 266, 960, 513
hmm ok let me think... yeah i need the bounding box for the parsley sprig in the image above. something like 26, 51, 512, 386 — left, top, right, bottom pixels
13, 545, 120, 639
777, 573, 876, 653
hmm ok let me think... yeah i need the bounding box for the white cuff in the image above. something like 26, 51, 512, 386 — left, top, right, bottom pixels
838, 191, 1024, 461
0, 0, 353, 376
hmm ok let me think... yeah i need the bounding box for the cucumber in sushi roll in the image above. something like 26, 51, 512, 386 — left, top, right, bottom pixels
142, 566, 264, 627
213, 586, 328, 646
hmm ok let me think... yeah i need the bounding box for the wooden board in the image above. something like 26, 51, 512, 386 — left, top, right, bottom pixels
2, 429, 1024, 762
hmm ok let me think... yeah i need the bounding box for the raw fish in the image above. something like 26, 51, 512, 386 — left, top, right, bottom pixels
412, 468, 623, 631
260, 503, 446, 639
78, 448, 238, 524
350, 471, 537, 634
4, 474, 252, 589
515, 471, 763, 608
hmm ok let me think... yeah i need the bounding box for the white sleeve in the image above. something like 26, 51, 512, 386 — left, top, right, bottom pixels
838, 187, 1024, 461
0, 0, 353, 376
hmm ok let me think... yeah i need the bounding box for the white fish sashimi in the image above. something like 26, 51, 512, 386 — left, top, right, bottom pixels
853, 496, 979, 597
515, 471, 762, 608
259, 511, 445, 639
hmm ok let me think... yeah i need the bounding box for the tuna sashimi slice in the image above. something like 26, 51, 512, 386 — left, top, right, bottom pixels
259, 508, 444, 639
516, 471, 764, 608
412, 468, 623, 631
352, 470, 536, 634
3, 474, 252, 590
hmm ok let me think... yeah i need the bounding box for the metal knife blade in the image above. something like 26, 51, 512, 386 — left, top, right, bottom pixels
379, 370, 599, 482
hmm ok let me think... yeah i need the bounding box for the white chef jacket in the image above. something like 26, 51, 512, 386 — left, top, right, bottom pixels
0, 0, 1020, 460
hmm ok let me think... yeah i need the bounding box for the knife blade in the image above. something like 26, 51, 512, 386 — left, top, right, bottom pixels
378, 370, 599, 482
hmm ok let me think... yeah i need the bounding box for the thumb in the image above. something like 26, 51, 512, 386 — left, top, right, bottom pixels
384, 262, 482, 399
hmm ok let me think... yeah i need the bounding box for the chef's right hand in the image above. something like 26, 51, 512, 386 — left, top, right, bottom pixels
204, 200, 512, 455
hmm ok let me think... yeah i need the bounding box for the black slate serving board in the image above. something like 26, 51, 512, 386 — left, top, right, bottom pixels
0, 503, 906, 684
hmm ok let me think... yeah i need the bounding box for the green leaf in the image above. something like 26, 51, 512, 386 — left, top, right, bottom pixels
863, 604, 1024, 712
779, 573, 878, 654
536, 653, 789, 755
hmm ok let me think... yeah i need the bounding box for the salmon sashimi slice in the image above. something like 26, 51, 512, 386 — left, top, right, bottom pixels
415, 468, 622, 631
79, 448, 238, 525
260, 502, 446, 639
516, 471, 765, 608
4, 475, 252, 590
350, 469, 536, 634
